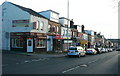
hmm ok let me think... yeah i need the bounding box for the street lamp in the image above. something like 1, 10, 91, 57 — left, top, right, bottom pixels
67, 0, 70, 50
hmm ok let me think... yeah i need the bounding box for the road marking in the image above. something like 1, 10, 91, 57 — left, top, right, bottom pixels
80, 64, 88, 67
24, 60, 30, 63
16, 63, 19, 64
62, 66, 80, 73
88, 60, 98, 64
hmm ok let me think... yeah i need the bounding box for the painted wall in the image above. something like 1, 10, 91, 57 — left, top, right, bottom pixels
0, 5, 2, 50
30, 15, 48, 33
61, 27, 72, 39
59, 18, 70, 27
39, 10, 59, 23
50, 12, 59, 23
77, 25, 82, 32
2, 2, 30, 50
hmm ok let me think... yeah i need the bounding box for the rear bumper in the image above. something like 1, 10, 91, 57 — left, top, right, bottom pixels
67, 52, 79, 56
86, 51, 94, 54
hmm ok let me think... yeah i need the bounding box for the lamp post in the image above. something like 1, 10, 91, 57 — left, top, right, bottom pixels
67, 0, 69, 50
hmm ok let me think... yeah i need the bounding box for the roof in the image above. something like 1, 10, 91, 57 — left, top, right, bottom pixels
59, 17, 69, 20
7, 2, 47, 19
39, 9, 59, 15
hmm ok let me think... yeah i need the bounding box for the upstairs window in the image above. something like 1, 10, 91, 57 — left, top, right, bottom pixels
33, 21, 39, 30
40, 21, 44, 31
48, 25, 51, 33
56, 26, 59, 33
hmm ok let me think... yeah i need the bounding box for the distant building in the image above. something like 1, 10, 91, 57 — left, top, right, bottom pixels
84, 30, 95, 48
59, 17, 72, 52
108, 39, 120, 48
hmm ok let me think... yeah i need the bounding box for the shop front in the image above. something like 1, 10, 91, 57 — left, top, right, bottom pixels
53, 34, 63, 52
10, 32, 47, 53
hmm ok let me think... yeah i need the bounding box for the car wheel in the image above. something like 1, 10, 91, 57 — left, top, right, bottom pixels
94, 52, 96, 55
84, 53, 86, 57
68, 55, 71, 57
78, 54, 81, 58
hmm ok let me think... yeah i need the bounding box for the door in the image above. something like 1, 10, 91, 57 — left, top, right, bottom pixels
27, 39, 33, 52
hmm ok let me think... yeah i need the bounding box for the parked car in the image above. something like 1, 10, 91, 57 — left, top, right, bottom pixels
116, 48, 120, 51
85, 48, 97, 55
101, 48, 108, 53
108, 48, 113, 52
67, 46, 86, 57
95, 48, 102, 54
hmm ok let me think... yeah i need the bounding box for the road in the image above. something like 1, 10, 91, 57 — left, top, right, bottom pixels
2, 51, 120, 75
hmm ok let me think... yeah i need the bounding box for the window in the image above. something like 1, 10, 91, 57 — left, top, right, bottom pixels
51, 12, 58, 20
63, 29, 65, 36
33, 21, 39, 30
56, 26, 59, 32
40, 21, 44, 30
36, 39, 46, 48
69, 47, 77, 50
53, 26, 56, 32
2, 8, 6, 16
28, 41, 32, 46
12, 38, 23, 48
48, 25, 51, 32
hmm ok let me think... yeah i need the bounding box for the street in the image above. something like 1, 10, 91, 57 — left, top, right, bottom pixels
2, 51, 120, 75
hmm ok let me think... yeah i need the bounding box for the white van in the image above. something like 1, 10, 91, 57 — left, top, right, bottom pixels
67, 46, 86, 57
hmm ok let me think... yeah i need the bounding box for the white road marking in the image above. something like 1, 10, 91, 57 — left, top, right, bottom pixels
24, 60, 30, 63
80, 64, 88, 67
88, 60, 98, 64
62, 66, 80, 73
16, 63, 19, 64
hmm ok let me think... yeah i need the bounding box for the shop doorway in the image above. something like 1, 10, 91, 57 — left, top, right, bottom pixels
27, 38, 33, 52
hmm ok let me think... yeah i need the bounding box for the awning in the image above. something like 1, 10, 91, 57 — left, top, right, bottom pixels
53, 34, 64, 39
80, 40, 88, 44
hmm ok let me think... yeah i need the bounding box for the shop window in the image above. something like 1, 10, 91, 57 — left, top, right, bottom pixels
36, 39, 46, 48
12, 38, 23, 48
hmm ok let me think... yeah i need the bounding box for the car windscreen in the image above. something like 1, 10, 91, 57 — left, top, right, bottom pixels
69, 47, 77, 50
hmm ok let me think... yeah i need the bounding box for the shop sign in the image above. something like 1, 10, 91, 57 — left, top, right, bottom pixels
12, 19, 29, 27
63, 37, 71, 39
80, 40, 88, 44
53, 34, 63, 39
12, 20, 29, 23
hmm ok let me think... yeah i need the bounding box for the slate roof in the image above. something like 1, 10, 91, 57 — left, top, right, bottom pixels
8, 2, 47, 19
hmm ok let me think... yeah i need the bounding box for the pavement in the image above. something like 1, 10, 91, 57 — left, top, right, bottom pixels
2, 50, 67, 58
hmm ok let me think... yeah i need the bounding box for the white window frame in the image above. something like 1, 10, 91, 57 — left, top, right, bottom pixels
40, 21, 44, 31
12, 38, 23, 48
36, 39, 46, 48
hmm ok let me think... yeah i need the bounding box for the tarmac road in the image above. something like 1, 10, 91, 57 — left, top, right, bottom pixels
2, 51, 120, 76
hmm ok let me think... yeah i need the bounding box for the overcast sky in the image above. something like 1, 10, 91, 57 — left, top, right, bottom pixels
0, 0, 118, 39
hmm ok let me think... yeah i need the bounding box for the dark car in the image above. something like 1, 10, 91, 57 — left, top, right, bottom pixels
116, 48, 120, 51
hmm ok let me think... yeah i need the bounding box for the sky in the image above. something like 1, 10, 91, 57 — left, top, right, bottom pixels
0, 0, 118, 39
